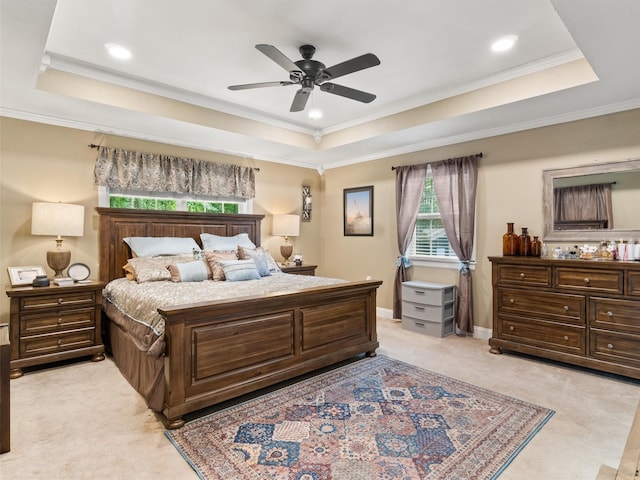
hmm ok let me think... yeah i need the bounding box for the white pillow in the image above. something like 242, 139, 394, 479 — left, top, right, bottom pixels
123, 237, 200, 257
200, 233, 256, 251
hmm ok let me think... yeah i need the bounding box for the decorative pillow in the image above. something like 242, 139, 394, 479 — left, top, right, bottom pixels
219, 259, 261, 282
123, 237, 200, 257
122, 254, 194, 283
168, 260, 210, 282
204, 250, 238, 281
200, 233, 256, 251
237, 246, 273, 277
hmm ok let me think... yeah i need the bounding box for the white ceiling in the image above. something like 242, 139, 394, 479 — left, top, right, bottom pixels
1, 0, 639, 171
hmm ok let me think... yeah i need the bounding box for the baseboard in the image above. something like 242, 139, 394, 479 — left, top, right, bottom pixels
378, 307, 493, 340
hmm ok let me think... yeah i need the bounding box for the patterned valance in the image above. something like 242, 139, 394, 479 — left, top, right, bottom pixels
94, 147, 256, 199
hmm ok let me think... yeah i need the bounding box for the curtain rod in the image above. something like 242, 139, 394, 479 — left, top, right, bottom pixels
391, 152, 483, 171
88, 144, 260, 171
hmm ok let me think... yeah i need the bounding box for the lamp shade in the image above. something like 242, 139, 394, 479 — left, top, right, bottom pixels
31, 202, 85, 237
272, 214, 300, 237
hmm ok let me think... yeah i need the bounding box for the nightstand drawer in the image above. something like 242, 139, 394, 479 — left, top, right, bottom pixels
20, 292, 96, 311
20, 329, 96, 358
20, 308, 95, 336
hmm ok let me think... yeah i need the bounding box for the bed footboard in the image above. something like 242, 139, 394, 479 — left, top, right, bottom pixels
158, 280, 381, 428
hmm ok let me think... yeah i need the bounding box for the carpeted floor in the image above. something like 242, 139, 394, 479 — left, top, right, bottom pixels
166, 355, 554, 480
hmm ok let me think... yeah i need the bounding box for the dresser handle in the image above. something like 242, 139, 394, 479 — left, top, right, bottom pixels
57, 317, 62, 324
509, 326, 515, 331
563, 306, 569, 311
607, 311, 613, 317
563, 335, 569, 341
57, 339, 62, 346
58, 298, 64, 304
414, 306, 425, 311
519, 273, 525, 279
607, 343, 614, 349
583, 278, 590, 284
414, 290, 425, 295
509, 298, 515, 304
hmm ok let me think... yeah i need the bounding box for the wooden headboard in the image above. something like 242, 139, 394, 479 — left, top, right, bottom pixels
96, 207, 264, 283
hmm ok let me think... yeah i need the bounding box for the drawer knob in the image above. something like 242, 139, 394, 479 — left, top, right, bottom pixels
58, 298, 64, 304
509, 298, 515, 304
607, 343, 614, 349
509, 326, 515, 331
519, 273, 525, 279
563, 306, 569, 311
607, 311, 613, 317
563, 335, 569, 341
57, 317, 63, 324
583, 278, 590, 284
57, 339, 62, 346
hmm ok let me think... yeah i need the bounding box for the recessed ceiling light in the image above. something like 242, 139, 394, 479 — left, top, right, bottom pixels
105, 43, 132, 60
308, 109, 323, 120
491, 35, 518, 53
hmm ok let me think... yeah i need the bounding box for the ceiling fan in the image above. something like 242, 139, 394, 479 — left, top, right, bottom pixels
228, 44, 381, 112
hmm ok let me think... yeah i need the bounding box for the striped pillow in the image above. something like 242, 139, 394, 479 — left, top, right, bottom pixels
219, 259, 261, 282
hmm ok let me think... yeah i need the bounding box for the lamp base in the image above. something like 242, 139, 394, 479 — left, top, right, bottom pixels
47, 248, 71, 278
280, 244, 293, 264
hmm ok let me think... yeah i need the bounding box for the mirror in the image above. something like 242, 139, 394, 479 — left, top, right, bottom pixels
543, 159, 640, 242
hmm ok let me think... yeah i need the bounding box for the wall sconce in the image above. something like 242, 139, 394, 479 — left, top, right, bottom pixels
302, 185, 312, 222
272, 214, 300, 265
31, 202, 85, 277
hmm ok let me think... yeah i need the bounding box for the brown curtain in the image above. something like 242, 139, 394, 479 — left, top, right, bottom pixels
94, 147, 256, 198
393, 165, 428, 319
553, 183, 613, 228
431, 155, 480, 335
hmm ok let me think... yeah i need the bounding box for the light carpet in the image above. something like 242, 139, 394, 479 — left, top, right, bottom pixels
166, 355, 554, 480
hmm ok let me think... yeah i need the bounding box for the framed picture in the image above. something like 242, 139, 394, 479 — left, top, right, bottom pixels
7, 265, 46, 286
344, 186, 374, 236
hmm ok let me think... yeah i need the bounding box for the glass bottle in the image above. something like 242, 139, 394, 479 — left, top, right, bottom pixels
502, 222, 519, 256
519, 227, 531, 256
531, 236, 542, 257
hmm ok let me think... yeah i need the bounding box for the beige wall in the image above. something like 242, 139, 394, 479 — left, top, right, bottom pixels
0, 118, 322, 320
2, 109, 639, 331
320, 109, 640, 330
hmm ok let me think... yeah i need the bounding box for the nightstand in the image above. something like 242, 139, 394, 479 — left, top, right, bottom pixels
280, 264, 317, 276
5, 281, 105, 378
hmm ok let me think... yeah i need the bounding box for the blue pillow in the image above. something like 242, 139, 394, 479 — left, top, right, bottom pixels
237, 246, 272, 277
200, 233, 256, 251
219, 259, 261, 282
123, 237, 200, 257
168, 260, 209, 282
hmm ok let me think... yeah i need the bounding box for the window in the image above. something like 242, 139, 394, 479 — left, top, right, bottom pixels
98, 187, 251, 214
408, 169, 458, 263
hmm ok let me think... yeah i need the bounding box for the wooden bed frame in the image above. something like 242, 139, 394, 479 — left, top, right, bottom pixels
97, 208, 381, 428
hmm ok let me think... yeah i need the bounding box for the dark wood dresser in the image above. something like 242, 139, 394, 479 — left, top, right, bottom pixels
5, 281, 105, 378
489, 256, 640, 379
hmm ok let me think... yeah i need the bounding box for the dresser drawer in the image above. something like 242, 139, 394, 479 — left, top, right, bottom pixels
589, 297, 640, 334
590, 329, 640, 368
555, 267, 623, 294
19, 292, 97, 311
498, 316, 585, 355
20, 308, 95, 336
496, 265, 551, 287
402, 300, 454, 322
402, 282, 455, 305
497, 288, 585, 324
628, 272, 640, 297
19, 329, 96, 359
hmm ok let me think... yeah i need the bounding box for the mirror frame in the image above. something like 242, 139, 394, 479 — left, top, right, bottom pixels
543, 158, 640, 242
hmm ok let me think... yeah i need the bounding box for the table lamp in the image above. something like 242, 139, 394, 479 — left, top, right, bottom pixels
31, 202, 85, 277
272, 214, 300, 264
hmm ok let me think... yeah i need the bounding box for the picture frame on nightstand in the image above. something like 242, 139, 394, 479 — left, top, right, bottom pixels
7, 265, 46, 286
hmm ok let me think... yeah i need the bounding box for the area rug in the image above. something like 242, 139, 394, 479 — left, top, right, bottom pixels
166, 355, 554, 480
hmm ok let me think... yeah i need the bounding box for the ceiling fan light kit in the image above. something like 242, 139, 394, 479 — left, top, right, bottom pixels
228, 44, 380, 113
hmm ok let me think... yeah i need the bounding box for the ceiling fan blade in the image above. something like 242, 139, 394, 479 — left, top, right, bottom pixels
320, 83, 376, 103
256, 44, 301, 74
324, 53, 380, 80
290, 89, 311, 112
228, 81, 293, 90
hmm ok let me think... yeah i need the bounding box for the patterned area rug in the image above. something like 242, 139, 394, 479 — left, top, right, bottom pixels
166, 355, 554, 480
